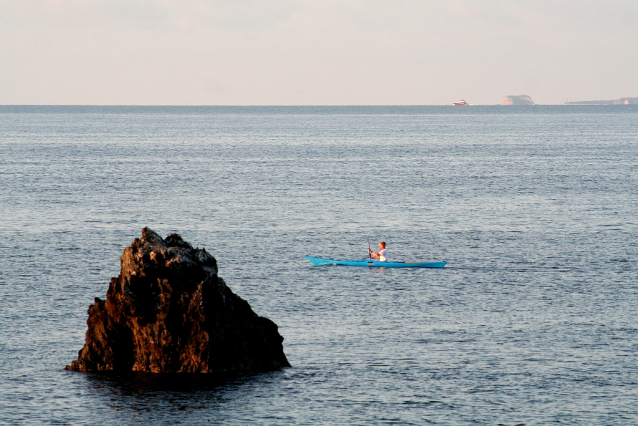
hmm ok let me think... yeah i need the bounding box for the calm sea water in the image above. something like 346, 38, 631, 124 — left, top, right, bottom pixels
1, 105, 637, 425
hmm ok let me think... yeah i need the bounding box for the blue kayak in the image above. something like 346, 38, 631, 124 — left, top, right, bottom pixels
305, 256, 447, 268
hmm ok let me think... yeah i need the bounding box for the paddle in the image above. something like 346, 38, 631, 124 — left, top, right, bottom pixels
368, 240, 371, 259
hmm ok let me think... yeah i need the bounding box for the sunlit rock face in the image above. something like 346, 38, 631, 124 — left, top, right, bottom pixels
615, 97, 638, 105
66, 228, 290, 374
503, 95, 534, 105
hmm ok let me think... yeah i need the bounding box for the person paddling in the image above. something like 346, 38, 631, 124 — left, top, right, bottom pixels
368, 241, 389, 262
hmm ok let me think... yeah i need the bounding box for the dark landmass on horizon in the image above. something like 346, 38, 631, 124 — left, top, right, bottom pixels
565, 97, 638, 105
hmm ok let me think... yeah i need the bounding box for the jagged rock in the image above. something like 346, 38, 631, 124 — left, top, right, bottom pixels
66, 228, 290, 373
503, 95, 534, 105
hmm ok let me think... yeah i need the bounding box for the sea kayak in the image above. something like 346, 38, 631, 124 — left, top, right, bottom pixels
305, 256, 447, 268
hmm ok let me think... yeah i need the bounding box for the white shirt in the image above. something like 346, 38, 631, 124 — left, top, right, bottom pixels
379, 249, 389, 262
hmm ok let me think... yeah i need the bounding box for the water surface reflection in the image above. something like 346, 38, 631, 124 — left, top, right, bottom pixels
81, 370, 288, 424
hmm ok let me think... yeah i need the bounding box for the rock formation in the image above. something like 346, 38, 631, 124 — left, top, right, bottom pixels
503, 95, 534, 105
564, 97, 638, 105
66, 228, 290, 373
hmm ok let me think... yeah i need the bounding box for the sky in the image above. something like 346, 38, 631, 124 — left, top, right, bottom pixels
1, 0, 637, 105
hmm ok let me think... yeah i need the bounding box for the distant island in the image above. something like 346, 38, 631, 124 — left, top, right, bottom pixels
503, 95, 534, 105
565, 97, 638, 105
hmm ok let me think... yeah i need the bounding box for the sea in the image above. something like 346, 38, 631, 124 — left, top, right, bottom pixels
1, 105, 637, 425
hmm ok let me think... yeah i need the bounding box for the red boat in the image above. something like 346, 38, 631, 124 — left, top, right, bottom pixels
453, 100, 468, 106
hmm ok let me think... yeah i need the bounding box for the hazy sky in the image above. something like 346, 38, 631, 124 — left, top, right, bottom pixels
1, 0, 637, 105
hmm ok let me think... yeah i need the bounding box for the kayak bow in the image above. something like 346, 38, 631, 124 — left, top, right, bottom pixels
304, 256, 447, 268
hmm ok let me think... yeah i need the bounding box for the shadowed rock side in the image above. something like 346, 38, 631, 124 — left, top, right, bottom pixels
66, 228, 290, 373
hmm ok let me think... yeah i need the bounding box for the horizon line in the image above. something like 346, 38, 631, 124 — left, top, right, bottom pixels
2, 103, 623, 107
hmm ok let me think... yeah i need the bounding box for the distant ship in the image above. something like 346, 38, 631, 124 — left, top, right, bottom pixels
453, 100, 469, 106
